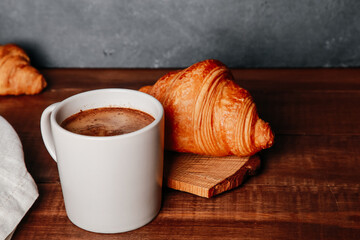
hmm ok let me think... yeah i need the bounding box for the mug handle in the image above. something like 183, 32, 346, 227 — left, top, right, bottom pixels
40, 103, 59, 162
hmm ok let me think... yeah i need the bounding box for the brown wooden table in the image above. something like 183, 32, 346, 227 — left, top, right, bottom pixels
1, 68, 359, 239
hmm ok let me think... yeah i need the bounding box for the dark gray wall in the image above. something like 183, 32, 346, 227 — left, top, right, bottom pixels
1, 0, 359, 68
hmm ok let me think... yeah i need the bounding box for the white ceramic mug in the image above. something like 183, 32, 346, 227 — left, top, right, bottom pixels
40, 89, 164, 233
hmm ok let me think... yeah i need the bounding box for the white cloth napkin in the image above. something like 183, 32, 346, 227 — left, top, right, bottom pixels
0, 116, 39, 240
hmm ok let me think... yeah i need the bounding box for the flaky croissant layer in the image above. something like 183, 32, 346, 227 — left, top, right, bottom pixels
0, 44, 47, 95
140, 59, 274, 157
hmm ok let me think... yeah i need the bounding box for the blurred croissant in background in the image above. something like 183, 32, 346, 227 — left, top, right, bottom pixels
140, 59, 274, 157
0, 44, 47, 95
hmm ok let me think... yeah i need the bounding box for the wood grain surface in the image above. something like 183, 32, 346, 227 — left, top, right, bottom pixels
164, 153, 260, 198
1, 68, 359, 239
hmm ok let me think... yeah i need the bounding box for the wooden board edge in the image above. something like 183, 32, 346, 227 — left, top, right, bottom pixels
207, 155, 261, 198
164, 155, 261, 198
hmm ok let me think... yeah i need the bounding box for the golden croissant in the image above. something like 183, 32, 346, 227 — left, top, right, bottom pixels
140, 59, 274, 157
0, 44, 47, 95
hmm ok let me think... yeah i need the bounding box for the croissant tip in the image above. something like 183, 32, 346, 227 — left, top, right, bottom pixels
254, 119, 274, 150
139, 85, 151, 94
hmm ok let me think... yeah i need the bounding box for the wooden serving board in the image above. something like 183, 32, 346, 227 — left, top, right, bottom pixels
164, 152, 261, 198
